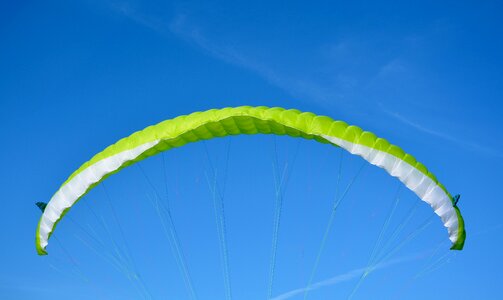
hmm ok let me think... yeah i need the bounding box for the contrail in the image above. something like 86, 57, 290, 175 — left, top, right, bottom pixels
382, 108, 502, 159
271, 253, 422, 300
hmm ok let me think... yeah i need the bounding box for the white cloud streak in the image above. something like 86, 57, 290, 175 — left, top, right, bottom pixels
383, 108, 502, 159
111, 2, 166, 32
271, 254, 421, 300
109, 4, 339, 107
109, 2, 501, 159
168, 14, 337, 104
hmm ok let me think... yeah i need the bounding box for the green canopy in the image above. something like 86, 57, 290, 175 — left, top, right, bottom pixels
36, 106, 465, 255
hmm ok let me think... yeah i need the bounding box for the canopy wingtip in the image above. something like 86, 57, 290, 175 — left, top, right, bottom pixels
450, 230, 466, 250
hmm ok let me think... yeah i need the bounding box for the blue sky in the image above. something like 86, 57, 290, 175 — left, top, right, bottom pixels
1, 0, 502, 299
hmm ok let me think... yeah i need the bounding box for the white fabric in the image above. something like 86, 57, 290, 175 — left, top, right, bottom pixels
321, 135, 459, 244
38, 140, 160, 250
38, 132, 460, 251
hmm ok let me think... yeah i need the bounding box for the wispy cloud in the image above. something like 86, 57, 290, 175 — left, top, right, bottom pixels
271, 254, 420, 300
108, 2, 501, 161
382, 108, 502, 158
373, 59, 407, 81
168, 14, 338, 104
108, 4, 340, 107
111, 2, 166, 33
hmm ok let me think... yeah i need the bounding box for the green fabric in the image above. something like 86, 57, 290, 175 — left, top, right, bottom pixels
36, 106, 465, 254
63, 107, 442, 185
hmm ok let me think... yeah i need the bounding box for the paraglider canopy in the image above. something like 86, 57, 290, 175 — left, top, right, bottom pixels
35, 106, 465, 255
